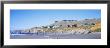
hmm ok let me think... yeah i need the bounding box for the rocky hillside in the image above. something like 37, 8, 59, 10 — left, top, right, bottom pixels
11, 18, 101, 33
90, 22, 101, 32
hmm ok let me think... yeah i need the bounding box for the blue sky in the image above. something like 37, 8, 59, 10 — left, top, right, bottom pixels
10, 9, 101, 30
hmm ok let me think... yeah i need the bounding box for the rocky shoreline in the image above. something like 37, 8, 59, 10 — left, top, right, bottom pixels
10, 32, 101, 39
10, 18, 101, 39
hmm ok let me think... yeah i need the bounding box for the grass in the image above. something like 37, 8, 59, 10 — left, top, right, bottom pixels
94, 28, 101, 32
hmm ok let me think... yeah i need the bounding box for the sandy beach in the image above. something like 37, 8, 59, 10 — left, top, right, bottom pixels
10, 32, 101, 39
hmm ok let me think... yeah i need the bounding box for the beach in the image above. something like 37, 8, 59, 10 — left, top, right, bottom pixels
10, 32, 101, 39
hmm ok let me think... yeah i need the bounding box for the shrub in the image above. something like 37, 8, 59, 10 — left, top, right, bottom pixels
94, 28, 101, 32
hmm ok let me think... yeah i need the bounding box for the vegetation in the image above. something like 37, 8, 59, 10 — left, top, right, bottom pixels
21, 19, 101, 33
90, 22, 101, 32
94, 28, 101, 32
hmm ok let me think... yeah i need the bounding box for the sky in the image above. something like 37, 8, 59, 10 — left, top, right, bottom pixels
10, 9, 101, 30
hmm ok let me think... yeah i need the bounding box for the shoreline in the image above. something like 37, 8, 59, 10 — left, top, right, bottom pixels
10, 32, 101, 39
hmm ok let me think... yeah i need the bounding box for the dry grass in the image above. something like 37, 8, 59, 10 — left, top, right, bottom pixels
41, 22, 101, 32
90, 22, 101, 32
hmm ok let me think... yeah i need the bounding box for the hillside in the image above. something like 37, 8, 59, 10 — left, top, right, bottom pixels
90, 22, 101, 32
12, 18, 101, 33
